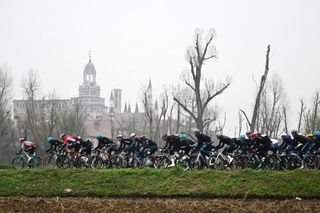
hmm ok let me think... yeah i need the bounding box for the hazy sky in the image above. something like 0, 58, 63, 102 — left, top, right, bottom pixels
1, 0, 320, 135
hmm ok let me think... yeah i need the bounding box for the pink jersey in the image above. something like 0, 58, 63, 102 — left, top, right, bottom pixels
62, 135, 79, 145
20, 140, 34, 150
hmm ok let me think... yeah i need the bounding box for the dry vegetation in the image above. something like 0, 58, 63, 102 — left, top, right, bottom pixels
1, 197, 319, 213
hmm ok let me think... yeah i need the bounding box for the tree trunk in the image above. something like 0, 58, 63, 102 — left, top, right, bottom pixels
250, 45, 271, 132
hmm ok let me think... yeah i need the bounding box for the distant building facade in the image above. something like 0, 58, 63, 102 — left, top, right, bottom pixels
13, 54, 158, 138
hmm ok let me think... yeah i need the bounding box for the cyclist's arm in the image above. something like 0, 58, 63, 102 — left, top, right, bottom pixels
45, 143, 54, 153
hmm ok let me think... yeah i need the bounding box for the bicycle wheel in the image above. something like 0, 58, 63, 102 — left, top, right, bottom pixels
75, 155, 89, 169
12, 157, 26, 169
110, 156, 123, 168
303, 155, 317, 169
42, 155, 56, 168
276, 156, 287, 170
29, 156, 42, 168
90, 156, 104, 169
56, 155, 70, 169
214, 155, 225, 170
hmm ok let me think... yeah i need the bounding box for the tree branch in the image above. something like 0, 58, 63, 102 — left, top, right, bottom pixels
173, 96, 197, 122
240, 109, 252, 128
202, 82, 230, 112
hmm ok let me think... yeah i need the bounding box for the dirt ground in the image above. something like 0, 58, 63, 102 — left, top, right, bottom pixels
0, 197, 319, 213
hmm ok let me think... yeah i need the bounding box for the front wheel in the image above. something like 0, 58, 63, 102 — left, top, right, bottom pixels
56, 155, 70, 169
12, 157, 26, 169
29, 156, 42, 168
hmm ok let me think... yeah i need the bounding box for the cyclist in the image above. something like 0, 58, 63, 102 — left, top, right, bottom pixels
254, 133, 272, 156
79, 137, 93, 155
95, 133, 116, 160
280, 134, 296, 152
179, 133, 196, 156
193, 128, 213, 157
313, 131, 320, 152
216, 133, 238, 154
161, 134, 181, 167
135, 135, 157, 165
60, 133, 81, 157
117, 134, 135, 153
46, 136, 63, 154
291, 130, 313, 154
19, 138, 36, 162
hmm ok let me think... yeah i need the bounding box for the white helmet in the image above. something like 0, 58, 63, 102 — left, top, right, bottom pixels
60, 133, 66, 139
130, 133, 136, 138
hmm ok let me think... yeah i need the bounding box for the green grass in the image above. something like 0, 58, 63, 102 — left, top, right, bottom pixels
0, 164, 11, 169
0, 168, 319, 199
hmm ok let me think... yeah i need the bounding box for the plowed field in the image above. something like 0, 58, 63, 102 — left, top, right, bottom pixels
0, 197, 319, 213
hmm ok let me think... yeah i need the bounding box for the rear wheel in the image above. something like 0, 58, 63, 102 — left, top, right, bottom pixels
42, 155, 56, 168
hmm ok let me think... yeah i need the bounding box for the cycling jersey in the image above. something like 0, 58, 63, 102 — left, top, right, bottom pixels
20, 140, 35, 150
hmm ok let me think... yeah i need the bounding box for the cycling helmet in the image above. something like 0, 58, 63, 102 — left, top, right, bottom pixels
239, 135, 246, 139
96, 133, 102, 139
117, 134, 123, 139
47, 136, 53, 142
245, 131, 252, 135
306, 134, 313, 139
291, 130, 298, 134
19, 138, 25, 142
130, 133, 136, 138
180, 133, 188, 140
313, 131, 320, 136
193, 128, 200, 133
247, 133, 255, 138
60, 133, 66, 139
216, 132, 222, 137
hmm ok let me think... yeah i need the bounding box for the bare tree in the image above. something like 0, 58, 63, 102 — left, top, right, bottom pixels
255, 74, 288, 137
241, 45, 271, 133
238, 110, 244, 137
173, 28, 231, 132
21, 70, 44, 149
0, 65, 16, 163
0, 65, 13, 137
302, 91, 320, 133
282, 106, 289, 134
297, 99, 305, 132
153, 89, 169, 142
58, 100, 86, 136
141, 87, 154, 138
20, 70, 64, 152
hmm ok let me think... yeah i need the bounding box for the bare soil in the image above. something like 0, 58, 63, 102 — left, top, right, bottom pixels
0, 197, 319, 213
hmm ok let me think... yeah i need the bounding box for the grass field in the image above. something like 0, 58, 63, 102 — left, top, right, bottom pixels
1, 168, 320, 199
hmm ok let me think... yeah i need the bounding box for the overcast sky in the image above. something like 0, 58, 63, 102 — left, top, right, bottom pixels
1, 0, 320, 135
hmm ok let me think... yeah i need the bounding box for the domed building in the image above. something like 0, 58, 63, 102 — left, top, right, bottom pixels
72, 55, 107, 119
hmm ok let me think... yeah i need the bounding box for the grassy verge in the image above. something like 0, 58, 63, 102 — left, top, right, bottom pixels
0, 168, 319, 199
0, 164, 11, 169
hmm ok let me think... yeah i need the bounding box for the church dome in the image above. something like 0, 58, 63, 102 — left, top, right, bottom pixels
84, 59, 96, 74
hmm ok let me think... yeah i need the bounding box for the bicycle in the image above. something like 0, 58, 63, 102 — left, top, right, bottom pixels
12, 151, 42, 169
42, 149, 61, 168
